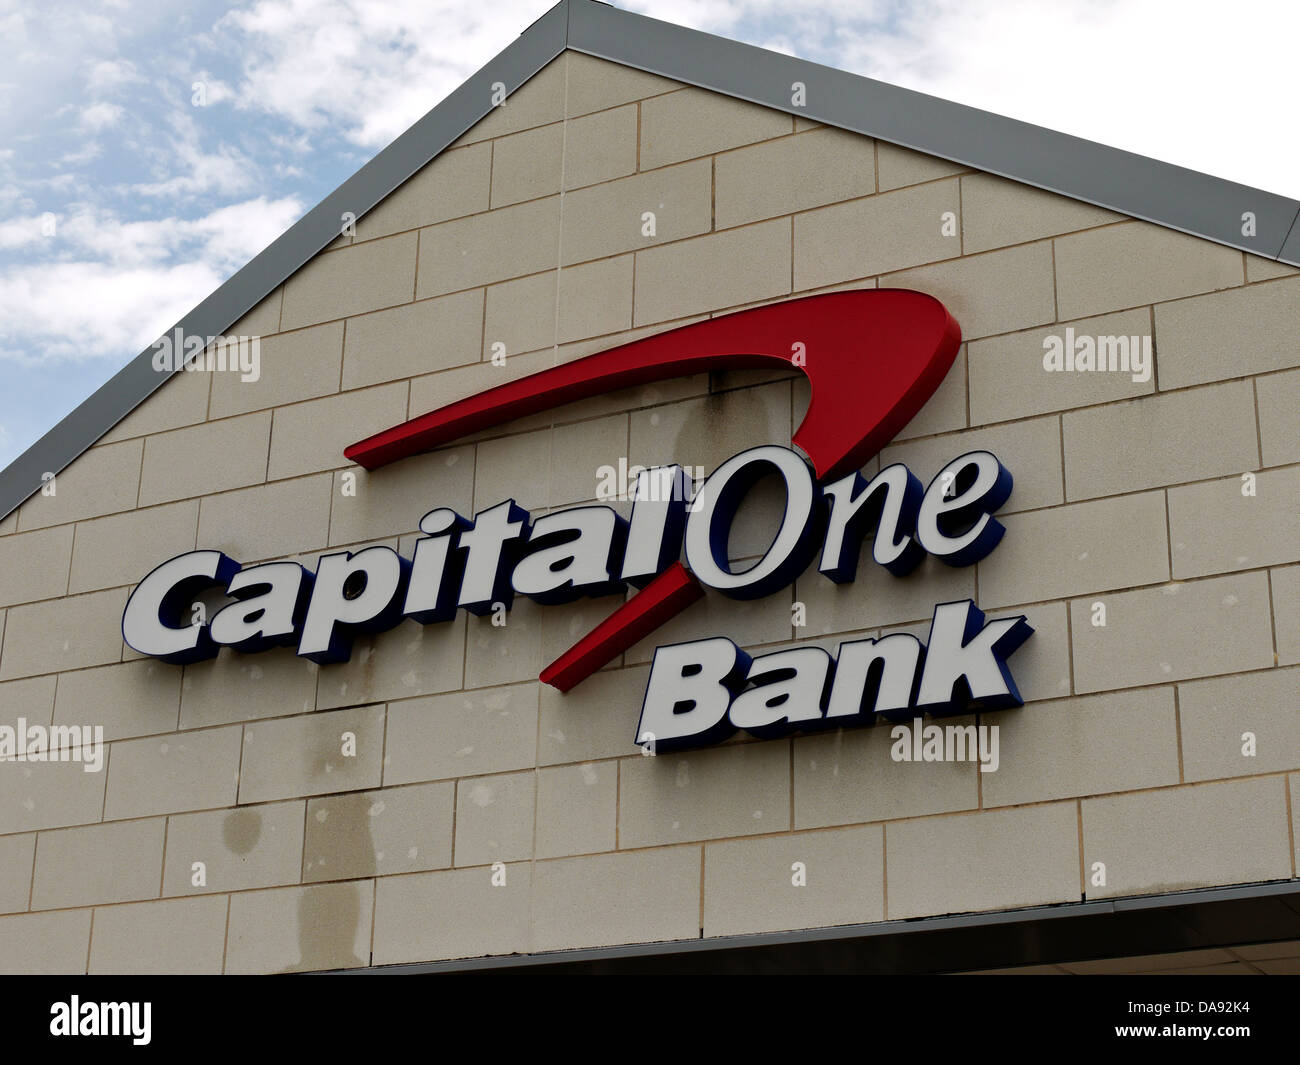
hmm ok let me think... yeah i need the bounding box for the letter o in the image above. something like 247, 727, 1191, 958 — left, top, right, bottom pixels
685, 445, 818, 599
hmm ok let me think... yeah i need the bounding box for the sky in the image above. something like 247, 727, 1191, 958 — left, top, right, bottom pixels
1, 0, 1297, 471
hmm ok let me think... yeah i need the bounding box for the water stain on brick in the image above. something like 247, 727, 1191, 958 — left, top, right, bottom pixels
222, 807, 262, 856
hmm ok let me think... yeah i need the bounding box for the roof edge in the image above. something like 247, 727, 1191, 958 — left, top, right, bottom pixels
3, 0, 1297, 523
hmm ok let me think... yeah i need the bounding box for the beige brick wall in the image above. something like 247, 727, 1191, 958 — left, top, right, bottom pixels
1, 52, 1296, 972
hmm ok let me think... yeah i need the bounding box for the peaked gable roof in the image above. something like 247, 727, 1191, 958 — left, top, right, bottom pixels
3, 0, 1296, 522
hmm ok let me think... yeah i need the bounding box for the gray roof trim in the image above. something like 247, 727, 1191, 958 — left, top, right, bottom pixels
1281, 210, 1300, 265
3, 0, 1295, 522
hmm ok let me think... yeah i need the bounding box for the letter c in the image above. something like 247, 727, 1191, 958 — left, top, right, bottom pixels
122, 550, 240, 663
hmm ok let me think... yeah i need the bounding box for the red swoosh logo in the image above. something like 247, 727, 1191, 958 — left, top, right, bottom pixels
345, 289, 961, 690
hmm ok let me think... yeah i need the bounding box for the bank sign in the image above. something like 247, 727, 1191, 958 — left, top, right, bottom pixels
123, 290, 1033, 753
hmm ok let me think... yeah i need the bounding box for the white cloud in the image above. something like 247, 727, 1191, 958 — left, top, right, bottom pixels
0, 258, 222, 363
128, 106, 263, 199
0, 212, 48, 250
84, 58, 144, 93
0, 195, 303, 364
35, 196, 299, 270
219, 0, 554, 147
79, 101, 124, 131
185, 195, 307, 266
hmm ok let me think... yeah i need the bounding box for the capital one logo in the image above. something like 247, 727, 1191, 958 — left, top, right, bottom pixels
124, 290, 1032, 753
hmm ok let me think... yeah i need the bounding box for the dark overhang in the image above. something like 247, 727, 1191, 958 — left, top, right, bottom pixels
340, 878, 1300, 975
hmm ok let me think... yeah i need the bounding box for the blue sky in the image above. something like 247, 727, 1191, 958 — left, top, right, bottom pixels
2, 0, 1297, 471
